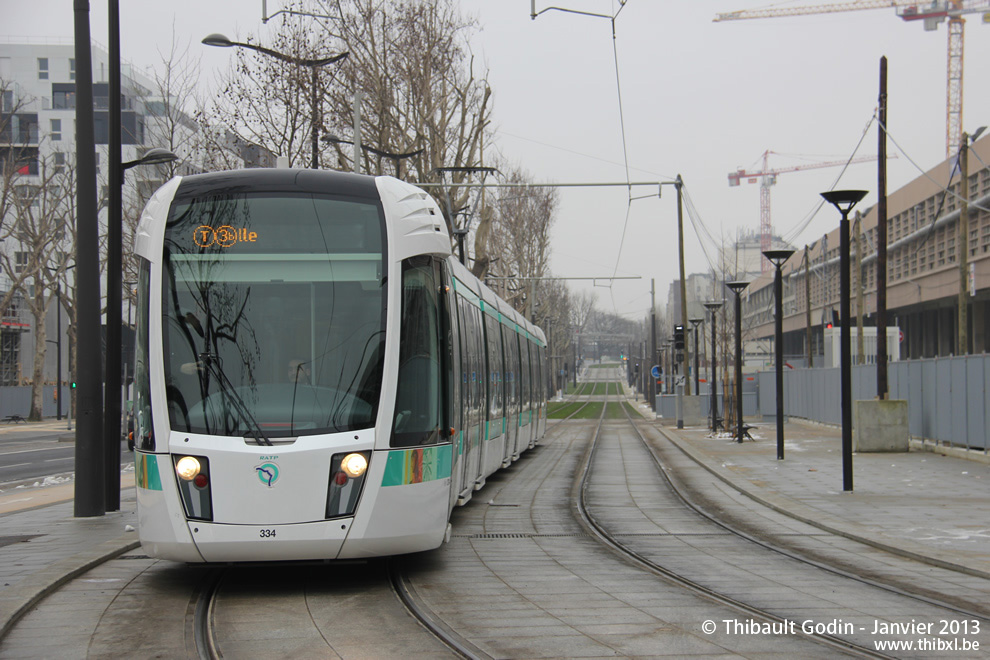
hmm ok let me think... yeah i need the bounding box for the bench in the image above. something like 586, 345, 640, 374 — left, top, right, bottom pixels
739, 424, 756, 440
3, 414, 26, 424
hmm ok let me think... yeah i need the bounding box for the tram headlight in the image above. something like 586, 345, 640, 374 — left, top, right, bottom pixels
175, 456, 201, 481
172, 454, 213, 521
327, 451, 371, 519
340, 453, 368, 478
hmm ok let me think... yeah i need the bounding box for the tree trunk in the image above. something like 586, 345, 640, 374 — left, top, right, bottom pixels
29, 307, 47, 421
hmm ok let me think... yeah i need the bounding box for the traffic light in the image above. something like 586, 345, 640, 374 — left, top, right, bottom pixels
674, 324, 685, 350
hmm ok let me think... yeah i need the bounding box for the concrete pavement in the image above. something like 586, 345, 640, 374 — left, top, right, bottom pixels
2, 407, 990, 642
637, 398, 990, 580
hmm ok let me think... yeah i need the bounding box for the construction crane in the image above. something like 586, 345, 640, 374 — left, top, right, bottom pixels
728, 151, 881, 271
714, 1, 990, 156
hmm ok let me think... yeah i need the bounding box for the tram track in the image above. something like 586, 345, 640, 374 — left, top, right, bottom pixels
187, 559, 474, 659
573, 388, 887, 658
570, 371, 989, 657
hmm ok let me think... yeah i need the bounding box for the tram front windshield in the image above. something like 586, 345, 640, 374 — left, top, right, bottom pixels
162, 191, 386, 438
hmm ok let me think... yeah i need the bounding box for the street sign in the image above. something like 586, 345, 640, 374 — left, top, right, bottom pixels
651, 365, 661, 379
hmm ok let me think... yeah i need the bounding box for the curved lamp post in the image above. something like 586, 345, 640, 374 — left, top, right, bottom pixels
106, 146, 177, 511
821, 190, 868, 492
202, 33, 348, 170
703, 301, 723, 432
726, 281, 749, 443
323, 135, 422, 179
762, 249, 795, 460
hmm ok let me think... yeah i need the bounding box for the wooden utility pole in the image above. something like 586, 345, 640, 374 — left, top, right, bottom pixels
959, 130, 970, 355
855, 212, 865, 365
877, 56, 889, 399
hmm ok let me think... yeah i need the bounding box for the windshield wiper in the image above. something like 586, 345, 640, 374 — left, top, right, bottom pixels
199, 352, 273, 446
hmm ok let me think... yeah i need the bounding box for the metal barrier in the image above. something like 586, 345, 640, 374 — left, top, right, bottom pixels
757, 355, 988, 450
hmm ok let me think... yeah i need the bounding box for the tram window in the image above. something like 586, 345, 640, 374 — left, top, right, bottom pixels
391, 257, 443, 448
134, 261, 154, 450
520, 338, 530, 412
484, 314, 504, 427
162, 191, 386, 438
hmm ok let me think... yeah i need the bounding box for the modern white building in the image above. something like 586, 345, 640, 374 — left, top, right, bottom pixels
0, 38, 254, 390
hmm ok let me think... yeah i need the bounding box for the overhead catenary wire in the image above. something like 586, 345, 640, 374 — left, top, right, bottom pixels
532, 1, 637, 316
780, 112, 877, 246
879, 118, 990, 215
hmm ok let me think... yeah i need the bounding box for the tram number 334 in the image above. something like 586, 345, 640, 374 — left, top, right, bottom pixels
259, 529, 276, 538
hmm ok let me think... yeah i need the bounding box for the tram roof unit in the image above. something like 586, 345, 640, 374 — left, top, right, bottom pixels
170, 168, 382, 201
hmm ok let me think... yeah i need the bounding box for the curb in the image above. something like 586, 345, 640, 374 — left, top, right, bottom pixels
0, 534, 140, 641
653, 424, 990, 582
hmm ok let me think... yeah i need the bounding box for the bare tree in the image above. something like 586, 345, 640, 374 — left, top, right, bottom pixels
0, 79, 34, 320
204, 23, 319, 169
320, 1, 493, 196
207, 1, 494, 248
0, 152, 75, 418
486, 167, 558, 296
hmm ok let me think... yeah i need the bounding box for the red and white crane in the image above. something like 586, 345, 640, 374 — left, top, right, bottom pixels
728, 151, 880, 271
714, 1, 990, 156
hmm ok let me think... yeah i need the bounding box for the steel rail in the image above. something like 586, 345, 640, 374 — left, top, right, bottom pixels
570, 371, 893, 659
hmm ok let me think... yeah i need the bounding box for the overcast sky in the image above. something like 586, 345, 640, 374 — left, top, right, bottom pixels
7, 1, 988, 317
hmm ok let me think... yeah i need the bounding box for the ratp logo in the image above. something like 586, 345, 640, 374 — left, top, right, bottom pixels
255, 462, 280, 488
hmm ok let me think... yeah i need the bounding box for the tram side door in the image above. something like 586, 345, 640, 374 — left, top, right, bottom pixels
441, 264, 462, 512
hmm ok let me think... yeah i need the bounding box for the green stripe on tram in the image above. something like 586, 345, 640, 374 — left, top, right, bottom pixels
381, 445, 453, 487
136, 453, 163, 491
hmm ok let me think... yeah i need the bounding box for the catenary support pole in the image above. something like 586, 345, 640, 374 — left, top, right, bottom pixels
73, 0, 105, 517
877, 56, 889, 399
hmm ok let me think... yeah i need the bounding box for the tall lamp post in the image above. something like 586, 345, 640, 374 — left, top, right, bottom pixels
105, 147, 177, 512
689, 317, 704, 398
202, 34, 348, 170
726, 281, 749, 443
763, 249, 795, 460
703, 301, 723, 432
45, 264, 75, 426
821, 190, 867, 492
74, 0, 104, 517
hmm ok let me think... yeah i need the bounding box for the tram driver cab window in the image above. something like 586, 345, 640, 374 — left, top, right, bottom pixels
391, 256, 443, 448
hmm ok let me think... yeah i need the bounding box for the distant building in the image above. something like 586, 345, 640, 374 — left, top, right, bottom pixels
667, 272, 716, 327
0, 38, 270, 388
742, 132, 990, 363
718, 229, 793, 282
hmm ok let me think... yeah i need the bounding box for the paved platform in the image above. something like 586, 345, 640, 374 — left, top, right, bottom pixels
2, 405, 990, 641
633, 398, 990, 580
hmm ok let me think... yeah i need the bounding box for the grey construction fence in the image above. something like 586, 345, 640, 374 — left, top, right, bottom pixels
758, 354, 989, 450
0, 386, 72, 421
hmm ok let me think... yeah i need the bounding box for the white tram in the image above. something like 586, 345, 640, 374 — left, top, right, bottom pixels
132, 169, 548, 562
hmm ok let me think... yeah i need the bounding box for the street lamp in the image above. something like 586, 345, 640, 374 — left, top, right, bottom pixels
322, 135, 423, 179
106, 145, 177, 512
703, 301, 723, 432
44, 264, 74, 426
202, 33, 349, 170
821, 189, 868, 492
689, 317, 704, 398
123, 148, 178, 172
763, 248, 795, 460
726, 281, 749, 443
